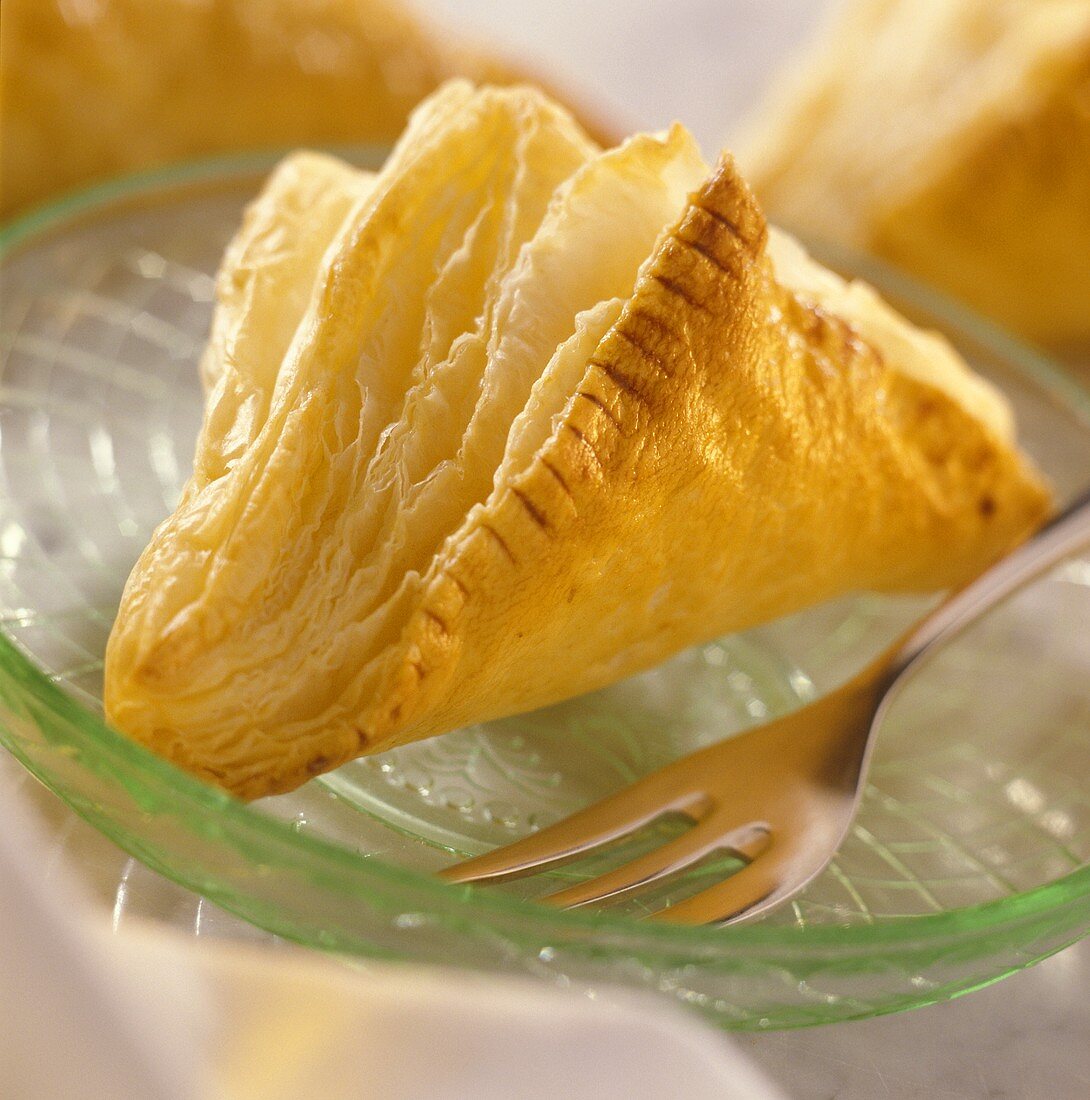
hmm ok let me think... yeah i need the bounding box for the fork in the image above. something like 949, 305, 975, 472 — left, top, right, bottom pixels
440, 487, 1090, 925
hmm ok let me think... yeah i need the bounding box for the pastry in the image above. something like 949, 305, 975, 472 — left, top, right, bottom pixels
104, 82, 1050, 799
0, 0, 612, 218
739, 0, 1090, 347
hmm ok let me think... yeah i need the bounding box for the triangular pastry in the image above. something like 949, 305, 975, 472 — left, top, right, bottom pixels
104, 82, 1050, 799
739, 0, 1090, 347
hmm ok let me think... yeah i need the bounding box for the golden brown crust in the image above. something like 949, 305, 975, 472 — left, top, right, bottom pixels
356, 155, 1049, 778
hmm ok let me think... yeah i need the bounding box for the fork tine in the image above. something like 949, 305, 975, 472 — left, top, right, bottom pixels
439, 773, 706, 885
542, 820, 770, 909
650, 840, 809, 926
651, 858, 783, 926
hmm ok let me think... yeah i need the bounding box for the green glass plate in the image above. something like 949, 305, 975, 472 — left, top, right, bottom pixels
1, 153, 1089, 1031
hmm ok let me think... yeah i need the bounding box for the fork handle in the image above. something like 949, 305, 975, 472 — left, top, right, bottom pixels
892, 485, 1090, 680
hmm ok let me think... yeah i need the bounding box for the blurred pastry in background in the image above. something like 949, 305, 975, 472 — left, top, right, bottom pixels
739, 0, 1090, 352
0, 0, 615, 219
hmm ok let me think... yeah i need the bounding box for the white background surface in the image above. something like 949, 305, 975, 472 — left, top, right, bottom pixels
4, 1, 1089, 1097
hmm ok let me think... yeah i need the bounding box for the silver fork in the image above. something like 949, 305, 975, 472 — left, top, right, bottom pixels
441, 488, 1090, 925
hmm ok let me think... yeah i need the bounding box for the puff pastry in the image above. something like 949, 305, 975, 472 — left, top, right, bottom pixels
104, 83, 1050, 799
740, 0, 1090, 347
0, 0, 611, 218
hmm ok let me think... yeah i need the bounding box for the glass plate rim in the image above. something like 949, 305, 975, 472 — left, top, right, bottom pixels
2, 150, 1089, 957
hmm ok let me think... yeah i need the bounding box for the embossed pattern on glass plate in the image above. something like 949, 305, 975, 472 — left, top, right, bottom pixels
1, 156, 1089, 1030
